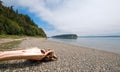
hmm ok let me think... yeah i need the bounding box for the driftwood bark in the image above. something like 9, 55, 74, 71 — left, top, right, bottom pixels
0, 47, 57, 61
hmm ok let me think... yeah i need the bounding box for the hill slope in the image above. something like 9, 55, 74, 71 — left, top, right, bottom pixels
52, 34, 78, 39
0, 1, 46, 37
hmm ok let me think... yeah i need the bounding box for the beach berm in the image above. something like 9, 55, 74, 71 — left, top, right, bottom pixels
0, 38, 120, 72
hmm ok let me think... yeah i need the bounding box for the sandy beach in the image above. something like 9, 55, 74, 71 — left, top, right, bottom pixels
0, 38, 120, 72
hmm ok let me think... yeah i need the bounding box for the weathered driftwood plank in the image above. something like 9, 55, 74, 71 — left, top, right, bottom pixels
0, 47, 57, 61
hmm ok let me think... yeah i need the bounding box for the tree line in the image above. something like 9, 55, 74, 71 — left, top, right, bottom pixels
0, 1, 46, 37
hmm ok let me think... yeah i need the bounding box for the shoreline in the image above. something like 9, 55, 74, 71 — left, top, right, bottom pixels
48, 39, 120, 56
48, 38, 120, 55
57, 41, 120, 55
0, 38, 120, 72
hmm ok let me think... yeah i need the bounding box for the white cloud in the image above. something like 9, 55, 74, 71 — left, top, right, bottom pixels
2, 0, 120, 36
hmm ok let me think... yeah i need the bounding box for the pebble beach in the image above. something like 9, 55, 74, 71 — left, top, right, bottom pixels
0, 38, 120, 72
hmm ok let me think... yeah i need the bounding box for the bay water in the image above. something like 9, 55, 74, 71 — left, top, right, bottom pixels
49, 37, 120, 54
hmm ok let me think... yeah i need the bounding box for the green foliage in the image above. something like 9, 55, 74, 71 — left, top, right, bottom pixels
0, 35, 26, 39
0, 40, 22, 51
0, 1, 46, 37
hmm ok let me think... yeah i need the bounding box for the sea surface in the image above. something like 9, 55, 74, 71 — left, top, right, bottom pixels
49, 37, 120, 54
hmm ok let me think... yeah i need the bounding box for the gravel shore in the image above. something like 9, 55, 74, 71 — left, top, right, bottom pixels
0, 38, 120, 72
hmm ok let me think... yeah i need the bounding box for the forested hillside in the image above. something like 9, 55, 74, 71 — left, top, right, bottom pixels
0, 1, 46, 37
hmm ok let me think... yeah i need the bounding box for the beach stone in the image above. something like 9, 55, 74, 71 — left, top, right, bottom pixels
0, 38, 120, 72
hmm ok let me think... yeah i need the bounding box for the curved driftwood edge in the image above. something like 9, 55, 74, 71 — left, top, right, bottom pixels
0, 47, 58, 61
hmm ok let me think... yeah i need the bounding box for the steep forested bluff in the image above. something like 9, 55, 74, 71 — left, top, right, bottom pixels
0, 1, 46, 37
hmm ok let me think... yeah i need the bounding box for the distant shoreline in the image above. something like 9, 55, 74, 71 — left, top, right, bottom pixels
78, 36, 120, 38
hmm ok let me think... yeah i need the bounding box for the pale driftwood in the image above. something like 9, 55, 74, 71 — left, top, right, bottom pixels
0, 47, 57, 61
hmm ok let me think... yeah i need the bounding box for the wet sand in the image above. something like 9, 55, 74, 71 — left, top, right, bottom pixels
0, 38, 120, 72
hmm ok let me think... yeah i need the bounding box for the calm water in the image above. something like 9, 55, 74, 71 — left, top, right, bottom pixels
49, 37, 120, 54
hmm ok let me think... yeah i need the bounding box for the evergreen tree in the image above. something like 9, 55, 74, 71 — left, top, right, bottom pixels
0, 1, 46, 37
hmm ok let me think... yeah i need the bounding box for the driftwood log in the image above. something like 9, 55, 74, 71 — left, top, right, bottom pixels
0, 47, 57, 61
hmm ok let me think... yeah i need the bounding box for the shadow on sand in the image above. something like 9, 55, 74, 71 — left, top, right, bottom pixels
0, 60, 52, 70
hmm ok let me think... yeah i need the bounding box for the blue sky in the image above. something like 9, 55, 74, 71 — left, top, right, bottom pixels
2, 0, 120, 36
14, 7, 55, 34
